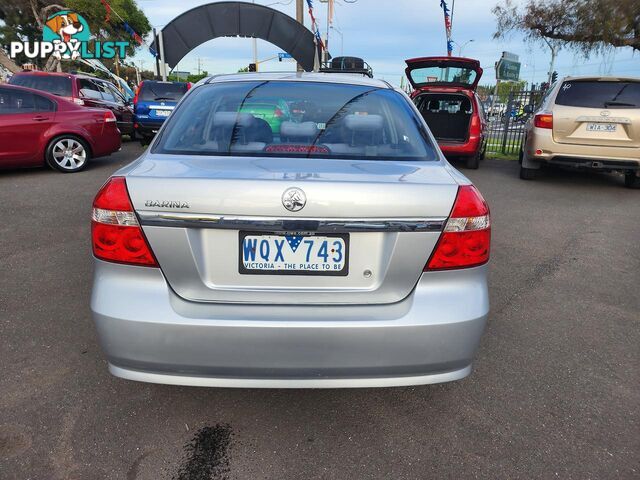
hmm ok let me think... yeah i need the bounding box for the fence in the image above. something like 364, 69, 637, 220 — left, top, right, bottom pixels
485, 85, 546, 156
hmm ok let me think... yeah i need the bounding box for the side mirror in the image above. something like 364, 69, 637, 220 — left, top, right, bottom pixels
523, 104, 534, 114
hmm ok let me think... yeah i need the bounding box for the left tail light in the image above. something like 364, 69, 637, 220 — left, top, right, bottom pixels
103, 111, 117, 123
425, 185, 490, 270
91, 177, 158, 267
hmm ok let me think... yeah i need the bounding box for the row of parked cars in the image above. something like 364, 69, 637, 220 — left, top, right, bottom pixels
0, 70, 190, 172
1, 60, 639, 187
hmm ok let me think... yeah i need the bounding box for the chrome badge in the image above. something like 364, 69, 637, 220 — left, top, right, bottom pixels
282, 187, 306, 212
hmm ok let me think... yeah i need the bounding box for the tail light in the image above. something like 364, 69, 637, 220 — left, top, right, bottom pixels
534, 113, 553, 129
91, 177, 158, 267
469, 114, 481, 136
274, 107, 284, 118
186, 82, 192, 90
133, 82, 142, 106
103, 111, 117, 123
425, 185, 490, 270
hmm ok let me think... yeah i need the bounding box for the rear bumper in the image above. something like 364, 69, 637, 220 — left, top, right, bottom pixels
91, 260, 489, 388
92, 129, 121, 158
439, 135, 481, 157
134, 119, 164, 137
527, 129, 640, 171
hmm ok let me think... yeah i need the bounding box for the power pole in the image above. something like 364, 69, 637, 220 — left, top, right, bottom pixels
296, 0, 304, 71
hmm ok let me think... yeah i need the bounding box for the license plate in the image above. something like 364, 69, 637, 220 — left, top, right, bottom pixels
239, 232, 348, 276
155, 109, 171, 117
587, 123, 616, 132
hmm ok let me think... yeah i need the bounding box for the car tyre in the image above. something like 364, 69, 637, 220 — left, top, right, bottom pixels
129, 130, 137, 141
465, 153, 480, 170
624, 172, 640, 189
520, 166, 538, 180
46, 135, 90, 173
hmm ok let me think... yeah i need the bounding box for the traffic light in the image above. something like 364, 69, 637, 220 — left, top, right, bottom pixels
551, 71, 558, 83
248, 63, 257, 72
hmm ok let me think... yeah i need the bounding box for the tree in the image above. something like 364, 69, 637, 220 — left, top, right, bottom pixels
0, 0, 151, 70
493, 0, 640, 55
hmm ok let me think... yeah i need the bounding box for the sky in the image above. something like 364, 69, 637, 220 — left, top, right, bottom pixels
130, 0, 639, 87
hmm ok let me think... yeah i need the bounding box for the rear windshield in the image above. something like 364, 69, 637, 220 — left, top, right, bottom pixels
9, 74, 72, 97
139, 82, 188, 101
409, 67, 477, 87
555, 81, 640, 108
153, 81, 437, 161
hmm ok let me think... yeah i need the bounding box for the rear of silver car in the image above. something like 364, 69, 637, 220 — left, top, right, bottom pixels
90, 74, 490, 388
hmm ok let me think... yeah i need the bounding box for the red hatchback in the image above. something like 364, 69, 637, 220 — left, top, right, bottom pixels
0, 84, 121, 172
9, 71, 134, 138
405, 56, 487, 169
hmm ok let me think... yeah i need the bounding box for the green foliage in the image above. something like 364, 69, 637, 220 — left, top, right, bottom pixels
167, 71, 209, 83
496, 80, 526, 102
0, 0, 151, 69
493, 0, 640, 54
66, 0, 151, 56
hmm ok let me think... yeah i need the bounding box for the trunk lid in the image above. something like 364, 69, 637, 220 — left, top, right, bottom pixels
552, 79, 640, 148
126, 155, 459, 305
405, 57, 483, 91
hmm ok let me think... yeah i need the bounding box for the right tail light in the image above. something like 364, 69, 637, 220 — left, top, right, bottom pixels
425, 185, 490, 270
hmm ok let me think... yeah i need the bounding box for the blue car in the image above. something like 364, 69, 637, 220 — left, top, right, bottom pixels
133, 80, 190, 144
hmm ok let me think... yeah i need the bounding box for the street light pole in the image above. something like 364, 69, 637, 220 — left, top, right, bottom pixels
452, 39, 474, 57
296, 0, 304, 71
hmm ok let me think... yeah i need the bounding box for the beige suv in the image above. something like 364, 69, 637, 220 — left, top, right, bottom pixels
520, 76, 640, 188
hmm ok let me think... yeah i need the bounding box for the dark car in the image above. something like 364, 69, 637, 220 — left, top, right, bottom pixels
405, 57, 487, 169
133, 80, 190, 144
0, 84, 121, 172
9, 71, 135, 138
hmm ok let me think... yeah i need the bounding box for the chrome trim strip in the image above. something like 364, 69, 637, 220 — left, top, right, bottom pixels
137, 211, 447, 233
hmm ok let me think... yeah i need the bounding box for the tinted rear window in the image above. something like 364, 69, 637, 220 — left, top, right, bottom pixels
9, 74, 72, 97
139, 82, 188, 101
555, 81, 640, 108
153, 81, 437, 161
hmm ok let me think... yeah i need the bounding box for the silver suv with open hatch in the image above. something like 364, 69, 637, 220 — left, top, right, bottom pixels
90, 73, 491, 388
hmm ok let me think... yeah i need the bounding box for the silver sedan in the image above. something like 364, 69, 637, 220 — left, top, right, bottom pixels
90, 72, 491, 388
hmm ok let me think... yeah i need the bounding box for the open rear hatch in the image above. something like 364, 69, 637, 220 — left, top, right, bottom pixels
405, 57, 483, 91
552, 79, 640, 148
127, 155, 459, 305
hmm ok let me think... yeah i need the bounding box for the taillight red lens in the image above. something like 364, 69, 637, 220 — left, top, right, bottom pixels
104, 111, 117, 123
534, 113, 553, 129
426, 185, 490, 270
274, 107, 284, 118
133, 82, 142, 106
91, 177, 158, 267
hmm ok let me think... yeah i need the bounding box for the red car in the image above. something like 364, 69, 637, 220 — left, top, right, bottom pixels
405, 56, 487, 169
9, 71, 135, 138
0, 84, 121, 173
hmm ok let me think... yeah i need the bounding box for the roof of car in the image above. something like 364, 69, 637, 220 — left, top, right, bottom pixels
202, 72, 393, 89
560, 74, 640, 82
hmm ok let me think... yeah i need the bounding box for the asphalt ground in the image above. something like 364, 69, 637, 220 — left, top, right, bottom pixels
1, 141, 638, 479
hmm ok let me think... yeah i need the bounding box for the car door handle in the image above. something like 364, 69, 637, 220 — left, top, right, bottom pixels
32, 115, 50, 121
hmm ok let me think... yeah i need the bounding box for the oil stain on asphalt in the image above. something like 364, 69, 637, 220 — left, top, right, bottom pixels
172, 424, 233, 480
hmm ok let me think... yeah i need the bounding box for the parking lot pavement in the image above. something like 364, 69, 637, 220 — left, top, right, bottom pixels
1, 143, 638, 480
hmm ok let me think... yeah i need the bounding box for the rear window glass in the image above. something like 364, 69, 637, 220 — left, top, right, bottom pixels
9, 74, 72, 97
409, 67, 477, 87
555, 81, 640, 108
139, 82, 188, 101
153, 81, 437, 161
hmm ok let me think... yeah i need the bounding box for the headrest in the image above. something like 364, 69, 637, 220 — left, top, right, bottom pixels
344, 114, 384, 132
213, 111, 254, 128
280, 121, 319, 139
